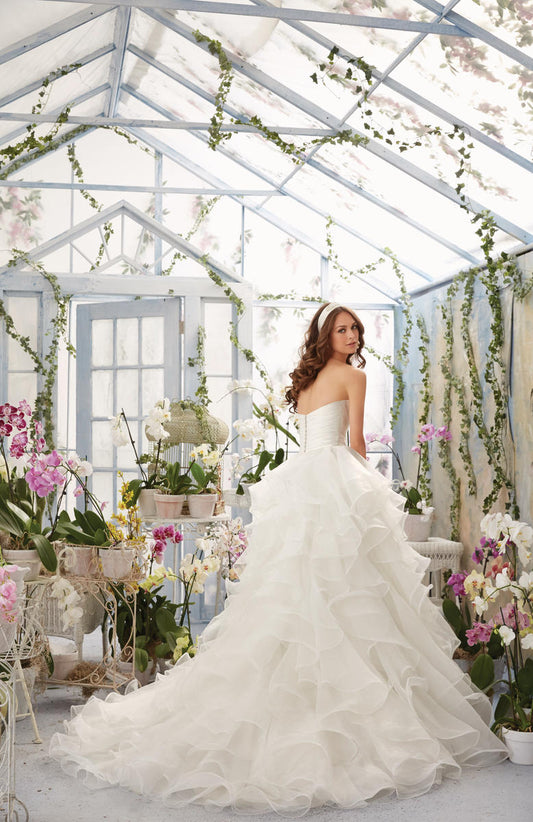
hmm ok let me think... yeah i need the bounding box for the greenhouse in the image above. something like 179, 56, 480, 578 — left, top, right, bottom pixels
0, 0, 532, 820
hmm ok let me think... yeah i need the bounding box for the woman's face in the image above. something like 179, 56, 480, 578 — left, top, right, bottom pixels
329, 311, 359, 359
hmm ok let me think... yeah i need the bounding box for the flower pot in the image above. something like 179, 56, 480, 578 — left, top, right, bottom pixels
502, 727, 533, 765
154, 493, 185, 519
187, 493, 217, 518
1, 548, 41, 581
138, 488, 157, 519
62, 544, 98, 577
99, 547, 135, 580
403, 510, 434, 542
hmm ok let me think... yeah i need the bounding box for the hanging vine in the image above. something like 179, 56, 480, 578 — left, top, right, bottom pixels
438, 301, 461, 539
416, 314, 433, 504
187, 324, 210, 407
0, 251, 74, 445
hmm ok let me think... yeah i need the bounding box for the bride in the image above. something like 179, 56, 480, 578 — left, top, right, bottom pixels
50, 302, 507, 814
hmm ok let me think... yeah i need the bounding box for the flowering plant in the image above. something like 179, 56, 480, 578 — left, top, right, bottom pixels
443, 512, 533, 733
228, 381, 298, 494
188, 443, 221, 494
111, 401, 170, 506
110, 525, 185, 674
365, 424, 452, 514
194, 516, 248, 582
0, 565, 19, 624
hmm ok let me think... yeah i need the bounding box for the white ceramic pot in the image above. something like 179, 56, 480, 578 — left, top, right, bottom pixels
63, 544, 98, 577
1, 548, 41, 581
99, 547, 135, 580
154, 493, 185, 519
187, 493, 217, 518
403, 509, 434, 542
502, 727, 533, 765
138, 488, 157, 518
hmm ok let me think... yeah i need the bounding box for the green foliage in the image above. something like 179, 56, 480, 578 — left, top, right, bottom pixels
187, 325, 210, 407
470, 652, 495, 691
0, 479, 57, 571
161, 461, 193, 496
52, 508, 112, 547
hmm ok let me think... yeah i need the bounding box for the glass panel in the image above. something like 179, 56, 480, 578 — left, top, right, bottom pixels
91, 472, 114, 511
141, 316, 164, 365
117, 369, 139, 417
92, 319, 113, 367
92, 421, 113, 468
6, 296, 38, 370
204, 303, 232, 375
142, 369, 165, 415
206, 376, 232, 431
116, 318, 139, 366
7, 373, 37, 407
92, 370, 113, 419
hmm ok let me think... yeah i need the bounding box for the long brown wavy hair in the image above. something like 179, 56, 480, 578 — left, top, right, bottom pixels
285, 303, 366, 412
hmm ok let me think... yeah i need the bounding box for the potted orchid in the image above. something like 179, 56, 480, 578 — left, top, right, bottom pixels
366, 424, 452, 541
446, 512, 533, 763
0, 400, 59, 574
187, 443, 221, 518
226, 381, 298, 501
153, 461, 194, 519
111, 400, 171, 518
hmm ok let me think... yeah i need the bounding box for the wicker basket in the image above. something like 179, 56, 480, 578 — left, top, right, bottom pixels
147, 402, 228, 446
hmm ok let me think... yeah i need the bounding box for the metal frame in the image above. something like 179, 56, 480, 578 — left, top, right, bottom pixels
0, 0, 530, 299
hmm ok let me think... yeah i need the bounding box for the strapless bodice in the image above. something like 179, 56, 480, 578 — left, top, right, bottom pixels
295, 399, 349, 452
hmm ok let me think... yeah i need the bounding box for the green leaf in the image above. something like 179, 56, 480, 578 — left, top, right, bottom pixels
517, 658, 533, 700
494, 693, 513, 721
30, 533, 58, 572
442, 598, 466, 635
470, 653, 494, 691
155, 642, 170, 658
135, 647, 149, 673
155, 607, 178, 635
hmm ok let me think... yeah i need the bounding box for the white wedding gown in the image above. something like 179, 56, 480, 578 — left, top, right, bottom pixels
50, 400, 507, 815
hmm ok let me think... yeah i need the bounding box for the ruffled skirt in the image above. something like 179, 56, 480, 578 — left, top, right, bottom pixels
49, 445, 507, 816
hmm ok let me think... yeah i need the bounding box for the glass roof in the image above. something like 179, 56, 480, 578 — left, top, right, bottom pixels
0, 0, 532, 302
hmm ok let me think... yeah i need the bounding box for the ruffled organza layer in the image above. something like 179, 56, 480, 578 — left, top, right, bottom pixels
50, 445, 507, 816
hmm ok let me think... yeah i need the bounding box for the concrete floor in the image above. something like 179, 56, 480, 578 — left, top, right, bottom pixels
9, 684, 533, 822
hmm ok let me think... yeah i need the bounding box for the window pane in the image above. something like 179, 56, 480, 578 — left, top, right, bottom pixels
92, 421, 113, 467
142, 368, 164, 415
141, 316, 164, 364
117, 369, 138, 417
91, 471, 114, 509
6, 296, 38, 370
92, 319, 113, 367
92, 370, 113, 418
116, 317, 138, 365
8, 372, 37, 407
204, 302, 232, 375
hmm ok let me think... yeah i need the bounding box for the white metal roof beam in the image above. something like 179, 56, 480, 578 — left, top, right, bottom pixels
146, 10, 531, 244
106, 7, 132, 116
122, 65, 480, 265
249, 0, 533, 175
0, 180, 282, 196
0, 45, 115, 110
46, 0, 468, 34
0, 84, 109, 151
0, 113, 336, 134
414, 0, 533, 71
0, 198, 243, 283
122, 85, 433, 284
0, 4, 115, 66
124, 123, 400, 303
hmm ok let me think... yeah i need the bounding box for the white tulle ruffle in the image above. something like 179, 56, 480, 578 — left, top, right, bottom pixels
49, 444, 507, 816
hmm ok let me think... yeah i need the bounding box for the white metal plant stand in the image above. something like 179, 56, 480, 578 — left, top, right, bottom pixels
409, 537, 464, 598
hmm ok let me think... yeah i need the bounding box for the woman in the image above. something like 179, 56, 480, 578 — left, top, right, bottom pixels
51, 302, 507, 815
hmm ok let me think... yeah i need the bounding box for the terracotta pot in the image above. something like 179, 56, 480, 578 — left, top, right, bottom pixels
1, 548, 41, 581
154, 493, 185, 519
187, 493, 217, 518
502, 727, 533, 765
99, 547, 135, 580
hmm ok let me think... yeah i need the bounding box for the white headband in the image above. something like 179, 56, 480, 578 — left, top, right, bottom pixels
317, 302, 344, 332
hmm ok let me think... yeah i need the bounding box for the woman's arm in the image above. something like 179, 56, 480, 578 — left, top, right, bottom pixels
346, 368, 366, 458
